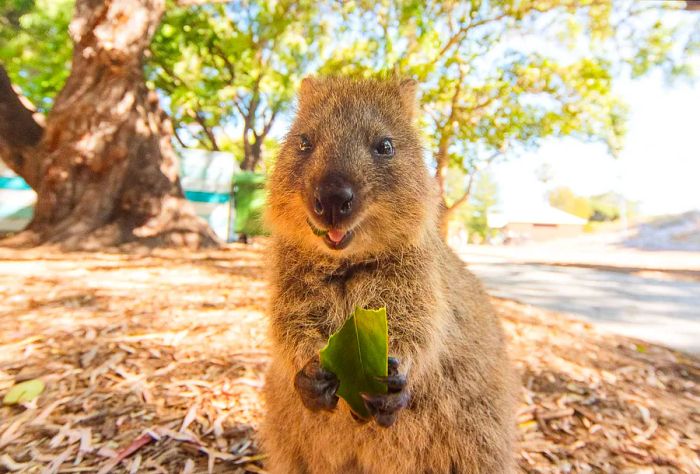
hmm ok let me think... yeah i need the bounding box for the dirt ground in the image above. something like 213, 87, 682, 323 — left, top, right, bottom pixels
0, 243, 698, 473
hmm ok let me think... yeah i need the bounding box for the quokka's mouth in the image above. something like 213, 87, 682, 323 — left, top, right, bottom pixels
306, 218, 354, 250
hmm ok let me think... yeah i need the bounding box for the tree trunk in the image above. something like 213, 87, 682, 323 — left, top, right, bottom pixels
240, 129, 262, 172
249, 138, 262, 170
0, 0, 218, 249
438, 203, 451, 241
241, 129, 253, 171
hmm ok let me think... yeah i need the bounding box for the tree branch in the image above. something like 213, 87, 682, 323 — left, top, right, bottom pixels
193, 111, 219, 151
447, 173, 476, 213
429, 13, 508, 68
260, 107, 278, 140
445, 148, 503, 213
212, 44, 236, 82
172, 126, 188, 148
233, 98, 247, 119
0, 65, 44, 189
434, 67, 464, 199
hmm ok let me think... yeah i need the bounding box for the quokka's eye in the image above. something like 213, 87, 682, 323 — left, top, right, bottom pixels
299, 135, 313, 153
374, 137, 395, 157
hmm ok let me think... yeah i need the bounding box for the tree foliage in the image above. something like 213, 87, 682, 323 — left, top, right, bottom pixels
148, 0, 328, 170
318, 0, 699, 222
466, 172, 499, 243
549, 186, 594, 220
0, 0, 72, 111
589, 191, 639, 222
1, 0, 698, 208
549, 187, 638, 222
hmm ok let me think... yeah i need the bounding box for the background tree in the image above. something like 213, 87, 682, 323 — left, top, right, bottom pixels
549, 187, 594, 220
466, 172, 499, 244
2, 0, 698, 248
548, 187, 638, 222
589, 192, 638, 222
0, 0, 217, 249
320, 0, 700, 233
147, 0, 326, 170
2, 0, 327, 172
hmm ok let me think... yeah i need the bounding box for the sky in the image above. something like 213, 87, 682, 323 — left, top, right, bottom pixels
491, 72, 700, 217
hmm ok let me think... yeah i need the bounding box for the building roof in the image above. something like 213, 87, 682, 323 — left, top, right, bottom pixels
488, 202, 587, 227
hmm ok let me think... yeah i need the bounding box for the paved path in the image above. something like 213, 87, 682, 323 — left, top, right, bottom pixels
464, 258, 700, 354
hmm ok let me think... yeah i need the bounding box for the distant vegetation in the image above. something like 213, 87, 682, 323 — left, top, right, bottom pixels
548, 187, 638, 222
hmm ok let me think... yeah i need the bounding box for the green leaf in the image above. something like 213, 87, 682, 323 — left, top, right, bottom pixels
320, 307, 388, 419
3, 379, 45, 405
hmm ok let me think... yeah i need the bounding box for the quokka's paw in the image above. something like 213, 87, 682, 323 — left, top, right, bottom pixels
294, 356, 340, 412
360, 356, 410, 428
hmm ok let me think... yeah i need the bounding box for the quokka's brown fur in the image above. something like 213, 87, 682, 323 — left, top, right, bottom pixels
261, 76, 516, 473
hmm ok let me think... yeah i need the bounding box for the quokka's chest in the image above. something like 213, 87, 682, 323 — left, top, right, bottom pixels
306, 266, 395, 308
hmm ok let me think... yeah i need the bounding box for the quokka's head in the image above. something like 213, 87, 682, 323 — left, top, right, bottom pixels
266, 76, 438, 259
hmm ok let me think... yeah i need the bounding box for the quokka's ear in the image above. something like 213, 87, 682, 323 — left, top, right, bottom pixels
299, 76, 319, 103
398, 78, 419, 120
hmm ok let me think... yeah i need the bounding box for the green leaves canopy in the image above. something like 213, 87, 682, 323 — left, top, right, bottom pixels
148, 0, 328, 168
1, 0, 698, 193
0, 0, 72, 112
320, 307, 388, 419
320, 0, 699, 213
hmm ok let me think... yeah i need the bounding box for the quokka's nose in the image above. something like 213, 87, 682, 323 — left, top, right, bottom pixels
312, 175, 355, 227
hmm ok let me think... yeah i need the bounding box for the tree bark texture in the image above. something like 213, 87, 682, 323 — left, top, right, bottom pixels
0, 0, 218, 249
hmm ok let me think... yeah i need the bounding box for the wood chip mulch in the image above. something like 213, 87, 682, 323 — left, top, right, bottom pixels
0, 244, 698, 473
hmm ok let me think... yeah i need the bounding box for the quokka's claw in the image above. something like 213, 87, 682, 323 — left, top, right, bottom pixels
294, 356, 340, 412
360, 389, 411, 428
